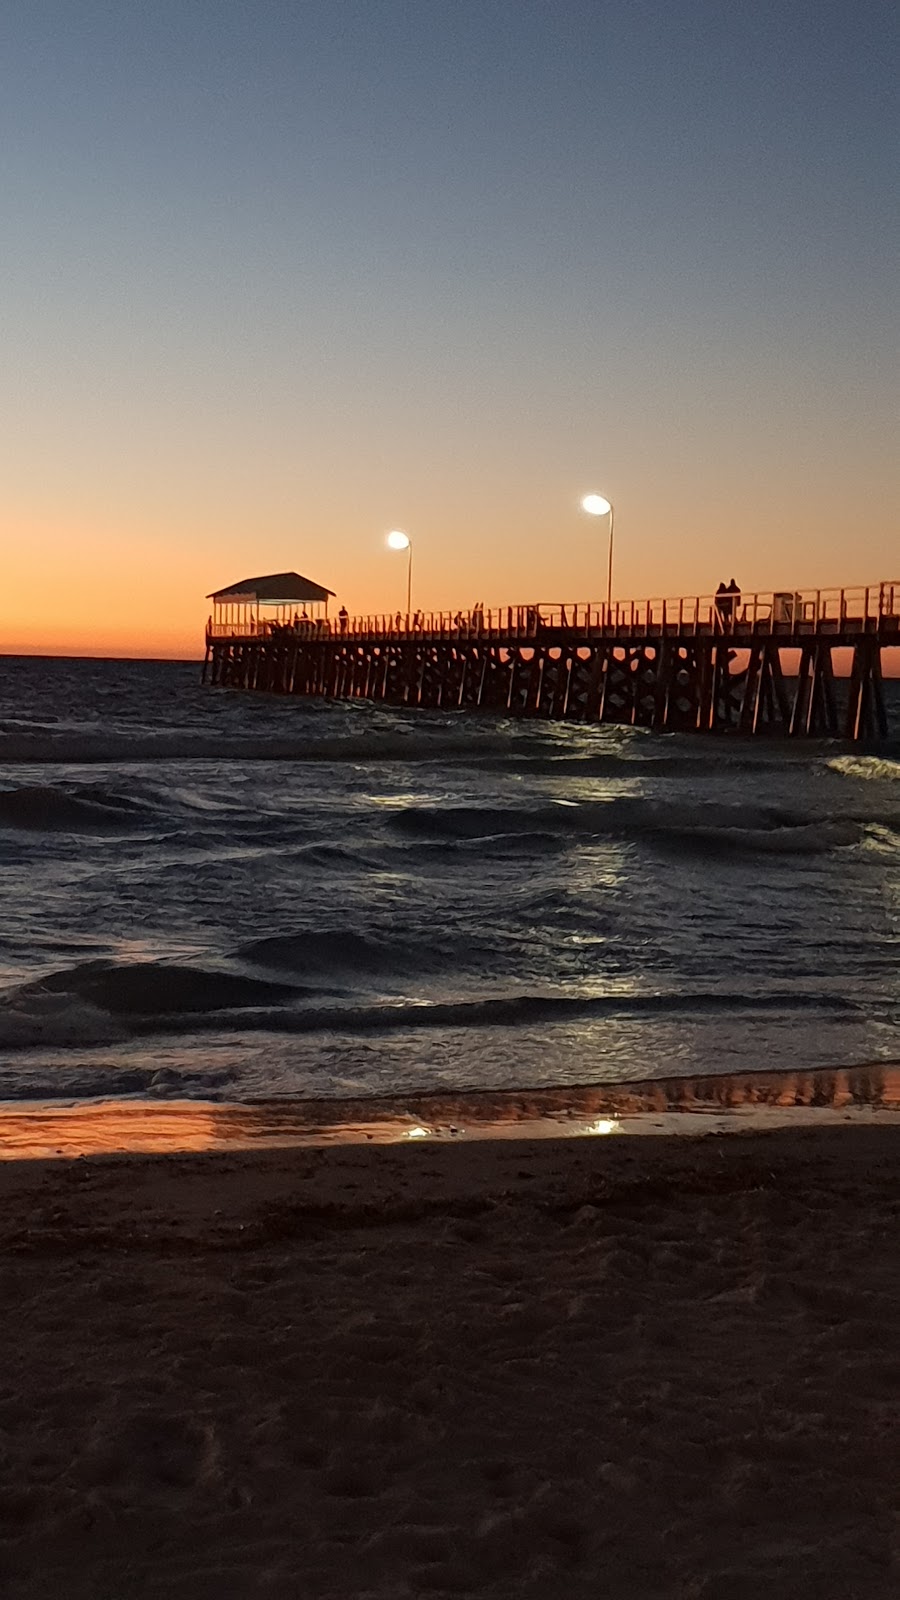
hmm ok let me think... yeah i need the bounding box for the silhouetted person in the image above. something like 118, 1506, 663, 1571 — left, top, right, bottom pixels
715, 581, 730, 628
338, 605, 349, 633
727, 578, 741, 623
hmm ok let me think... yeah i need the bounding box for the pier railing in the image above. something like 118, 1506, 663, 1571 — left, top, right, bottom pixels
207, 582, 900, 643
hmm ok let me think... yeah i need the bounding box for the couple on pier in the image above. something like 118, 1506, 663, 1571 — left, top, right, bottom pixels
715, 578, 742, 626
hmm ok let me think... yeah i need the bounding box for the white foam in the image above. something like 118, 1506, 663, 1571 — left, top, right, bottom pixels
828, 755, 900, 783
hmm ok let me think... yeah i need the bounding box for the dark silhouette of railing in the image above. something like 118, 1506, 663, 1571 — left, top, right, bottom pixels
207, 582, 899, 643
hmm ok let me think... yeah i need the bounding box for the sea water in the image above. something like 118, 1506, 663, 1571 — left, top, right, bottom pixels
0, 656, 897, 1105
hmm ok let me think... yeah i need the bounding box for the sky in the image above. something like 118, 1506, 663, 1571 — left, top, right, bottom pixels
1, 0, 897, 657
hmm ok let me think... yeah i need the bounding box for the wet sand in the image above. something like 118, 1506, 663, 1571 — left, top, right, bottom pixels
0, 1120, 898, 1598
2, 1059, 898, 1158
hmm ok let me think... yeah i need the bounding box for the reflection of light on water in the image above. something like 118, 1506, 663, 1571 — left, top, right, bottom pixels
584, 1118, 621, 1136
405, 1125, 431, 1139
367, 794, 446, 808
0, 1100, 224, 1161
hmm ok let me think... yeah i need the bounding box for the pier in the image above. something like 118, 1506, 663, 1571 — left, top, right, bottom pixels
204, 580, 899, 740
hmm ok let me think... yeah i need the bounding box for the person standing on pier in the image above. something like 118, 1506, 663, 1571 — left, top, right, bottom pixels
715, 581, 731, 628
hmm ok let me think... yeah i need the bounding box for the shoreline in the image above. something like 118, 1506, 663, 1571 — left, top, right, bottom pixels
0, 1121, 897, 1598
1, 1058, 898, 1161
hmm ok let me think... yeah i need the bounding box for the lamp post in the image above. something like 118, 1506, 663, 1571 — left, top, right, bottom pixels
581, 493, 614, 613
386, 529, 412, 614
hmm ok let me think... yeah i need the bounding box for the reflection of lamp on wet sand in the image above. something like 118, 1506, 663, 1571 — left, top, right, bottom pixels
586, 1118, 621, 1136
386, 530, 412, 613
581, 493, 614, 612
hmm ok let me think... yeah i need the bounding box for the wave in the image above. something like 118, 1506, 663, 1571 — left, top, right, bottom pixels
200, 989, 857, 1040
0, 784, 158, 832
239, 927, 452, 978
454, 829, 566, 856
483, 750, 825, 778
652, 819, 863, 856
0, 1062, 235, 1101
11, 961, 305, 1017
0, 991, 126, 1049
0, 726, 843, 774
828, 754, 900, 783
388, 799, 863, 854
0, 731, 574, 766
283, 841, 390, 871
0, 965, 860, 1051
860, 822, 900, 855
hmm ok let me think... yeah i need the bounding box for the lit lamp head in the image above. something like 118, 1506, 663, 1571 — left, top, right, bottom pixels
386, 529, 410, 551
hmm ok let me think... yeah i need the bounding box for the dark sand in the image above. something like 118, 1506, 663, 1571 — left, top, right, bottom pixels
0, 1124, 898, 1598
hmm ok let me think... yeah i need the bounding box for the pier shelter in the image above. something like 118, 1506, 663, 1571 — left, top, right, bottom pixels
207, 572, 335, 638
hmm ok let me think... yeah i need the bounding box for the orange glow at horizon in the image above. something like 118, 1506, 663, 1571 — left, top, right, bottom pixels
2, 494, 897, 663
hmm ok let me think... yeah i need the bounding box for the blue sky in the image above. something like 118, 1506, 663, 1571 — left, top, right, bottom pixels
1, 0, 897, 650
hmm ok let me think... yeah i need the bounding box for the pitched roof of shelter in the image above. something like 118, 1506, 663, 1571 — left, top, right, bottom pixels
207, 571, 335, 603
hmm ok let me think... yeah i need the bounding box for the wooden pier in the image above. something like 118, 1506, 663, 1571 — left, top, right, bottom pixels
204, 582, 899, 740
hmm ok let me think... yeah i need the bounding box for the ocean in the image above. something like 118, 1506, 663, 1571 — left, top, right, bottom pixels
0, 656, 897, 1107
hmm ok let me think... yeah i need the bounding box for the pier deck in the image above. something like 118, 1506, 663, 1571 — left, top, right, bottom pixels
204, 582, 899, 740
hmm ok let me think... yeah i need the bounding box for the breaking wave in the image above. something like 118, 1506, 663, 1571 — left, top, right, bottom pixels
389, 799, 864, 854
0, 957, 861, 1053
0, 1062, 235, 1101
0, 784, 157, 832
655, 820, 863, 855
11, 961, 305, 1016
0, 992, 125, 1049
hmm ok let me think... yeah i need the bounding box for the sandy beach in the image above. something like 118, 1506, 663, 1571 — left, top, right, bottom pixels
0, 1122, 897, 1599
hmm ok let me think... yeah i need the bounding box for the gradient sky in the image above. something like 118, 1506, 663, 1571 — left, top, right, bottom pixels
1, 0, 897, 656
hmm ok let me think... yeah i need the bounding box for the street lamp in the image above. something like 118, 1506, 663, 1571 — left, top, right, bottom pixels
386, 529, 412, 614
581, 493, 614, 612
